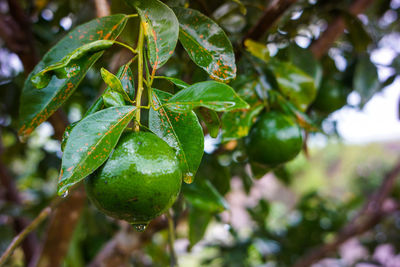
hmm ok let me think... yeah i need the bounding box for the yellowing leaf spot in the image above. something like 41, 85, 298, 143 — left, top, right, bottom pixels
237, 126, 249, 137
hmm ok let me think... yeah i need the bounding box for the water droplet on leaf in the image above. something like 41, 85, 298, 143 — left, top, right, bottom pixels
183, 172, 194, 184
132, 223, 148, 232
61, 190, 69, 198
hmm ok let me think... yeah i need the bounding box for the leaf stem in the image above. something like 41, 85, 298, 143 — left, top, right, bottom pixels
113, 41, 137, 55
167, 210, 178, 267
134, 22, 145, 132
149, 66, 156, 87
126, 14, 138, 19
144, 54, 151, 86
127, 55, 138, 66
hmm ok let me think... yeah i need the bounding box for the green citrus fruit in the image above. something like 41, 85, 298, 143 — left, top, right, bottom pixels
85, 131, 182, 226
313, 79, 348, 113
245, 111, 303, 166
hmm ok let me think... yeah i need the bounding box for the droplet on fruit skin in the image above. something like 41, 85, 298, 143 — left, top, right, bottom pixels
183, 172, 194, 184
61, 190, 69, 198
132, 223, 148, 232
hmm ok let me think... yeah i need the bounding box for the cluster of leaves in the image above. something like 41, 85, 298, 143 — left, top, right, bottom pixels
201, 193, 351, 267
2, 0, 400, 265
19, 0, 249, 198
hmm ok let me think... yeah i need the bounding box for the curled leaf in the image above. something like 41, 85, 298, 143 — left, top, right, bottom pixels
101, 68, 132, 102
19, 14, 128, 141
196, 108, 221, 138
32, 40, 114, 89
102, 91, 126, 108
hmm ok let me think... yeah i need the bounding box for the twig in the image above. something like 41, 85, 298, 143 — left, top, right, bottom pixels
88, 217, 168, 267
242, 0, 298, 44
0, 208, 50, 266
1, 0, 39, 72
134, 22, 145, 132
167, 211, 178, 267
35, 186, 86, 267
193, 0, 211, 16
0, 195, 63, 266
292, 158, 400, 267
94, 0, 110, 17
0, 141, 38, 265
310, 0, 375, 58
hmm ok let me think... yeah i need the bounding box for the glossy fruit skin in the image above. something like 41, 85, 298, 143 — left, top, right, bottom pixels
85, 131, 182, 224
245, 111, 303, 166
313, 79, 348, 114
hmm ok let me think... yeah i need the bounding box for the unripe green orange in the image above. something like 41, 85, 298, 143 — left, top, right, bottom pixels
85, 131, 182, 227
245, 111, 303, 166
313, 79, 348, 114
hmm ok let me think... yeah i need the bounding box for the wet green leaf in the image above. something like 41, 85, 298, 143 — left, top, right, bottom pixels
61, 121, 79, 152
19, 14, 128, 141
286, 44, 322, 88
127, 0, 179, 69
342, 12, 372, 52
183, 178, 229, 212
196, 108, 221, 138
269, 90, 320, 132
196, 153, 231, 195
31, 40, 114, 89
269, 60, 317, 111
221, 80, 264, 142
102, 91, 126, 108
244, 39, 269, 62
83, 63, 135, 118
58, 106, 136, 195
118, 65, 135, 99
188, 206, 212, 247
231, 0, 247, 14
84, 97, 105, 118
165, 81, 249, 113
154, 76, 189, 90
354, 55, 380, 107
221, 105, 263, 142
149, 89, 204, 184
173, 7, 236, 83
100, 68, 131, 102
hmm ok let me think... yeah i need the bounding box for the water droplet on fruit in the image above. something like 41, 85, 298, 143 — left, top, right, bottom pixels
61, 190, 69, 198
132, 223, 148, 232
183, 172, 194, 184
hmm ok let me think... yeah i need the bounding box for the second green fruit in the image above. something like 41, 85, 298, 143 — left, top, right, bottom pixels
245, 111, 303, 167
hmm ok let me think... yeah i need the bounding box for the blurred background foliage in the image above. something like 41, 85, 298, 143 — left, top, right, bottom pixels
1, 0, 400, 266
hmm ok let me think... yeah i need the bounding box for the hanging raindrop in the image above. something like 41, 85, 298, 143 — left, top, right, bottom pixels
183, 172, 194, 184
61, 190, 69, 198
132, 223, 148, 232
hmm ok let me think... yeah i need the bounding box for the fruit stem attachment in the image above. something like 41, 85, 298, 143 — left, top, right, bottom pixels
134, 22, 145, 132
167, 210, 178, 267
